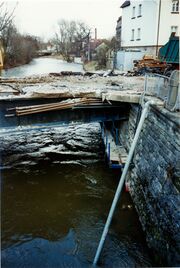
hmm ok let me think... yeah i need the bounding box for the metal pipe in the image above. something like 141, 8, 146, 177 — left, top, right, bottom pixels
101, 123, 104, 139
116, 128, 119, 145
108, 142, 110, 162
156, 0, 161, 57
93, 100, 154, 266
106, 134, 108, 148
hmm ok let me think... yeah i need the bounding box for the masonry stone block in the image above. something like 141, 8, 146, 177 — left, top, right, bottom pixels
119, 104, 180, 266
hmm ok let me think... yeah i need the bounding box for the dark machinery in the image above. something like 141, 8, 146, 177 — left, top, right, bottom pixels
159, 33, 179, 76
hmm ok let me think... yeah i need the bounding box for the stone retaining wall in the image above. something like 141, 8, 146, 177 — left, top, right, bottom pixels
119, 104, 180, 266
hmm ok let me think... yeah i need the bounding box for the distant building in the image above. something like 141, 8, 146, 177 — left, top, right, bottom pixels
46, 42, 56, 53
116, 0, 179, 71
82, 28, 104, 61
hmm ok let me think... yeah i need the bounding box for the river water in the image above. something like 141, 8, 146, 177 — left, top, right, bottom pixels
1, 57, 83, 77
1, 58, 155, 267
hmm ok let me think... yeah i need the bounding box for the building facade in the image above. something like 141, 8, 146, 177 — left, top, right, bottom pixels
116, 0, 179, 70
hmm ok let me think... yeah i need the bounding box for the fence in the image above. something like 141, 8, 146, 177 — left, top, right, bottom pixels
143, 72, 180, 112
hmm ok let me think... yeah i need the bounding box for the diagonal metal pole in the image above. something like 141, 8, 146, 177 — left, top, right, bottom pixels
93, 100, 154, 266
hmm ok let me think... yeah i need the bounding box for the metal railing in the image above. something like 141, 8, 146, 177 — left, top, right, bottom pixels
142, 72, 180, 112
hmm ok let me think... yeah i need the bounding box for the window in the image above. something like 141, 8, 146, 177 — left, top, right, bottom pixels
138, 4, 142, 16
171, 26, 178, 34
132, 6, 135, 18
131, 29, 135, 41
137, 28, 141, 40
172, 0, 179, 12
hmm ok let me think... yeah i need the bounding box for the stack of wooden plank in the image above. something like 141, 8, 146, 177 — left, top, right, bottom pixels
133, 55, 167, 73
6, 98, 103, 117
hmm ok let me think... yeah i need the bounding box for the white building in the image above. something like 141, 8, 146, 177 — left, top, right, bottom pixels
116, 0, 179, 71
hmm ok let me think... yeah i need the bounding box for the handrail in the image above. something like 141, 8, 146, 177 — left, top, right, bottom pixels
143, 72, 179, 111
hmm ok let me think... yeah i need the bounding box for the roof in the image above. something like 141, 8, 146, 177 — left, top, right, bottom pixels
159, 34, 179, 64
90, 39, 104, 50
120, 1, 130, 8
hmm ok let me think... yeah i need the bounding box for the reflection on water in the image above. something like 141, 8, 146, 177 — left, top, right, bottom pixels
1, 162, 153, 267
1, 57, 83, 78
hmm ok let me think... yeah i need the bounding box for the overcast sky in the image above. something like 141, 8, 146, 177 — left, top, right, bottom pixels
6, 0, 123, 41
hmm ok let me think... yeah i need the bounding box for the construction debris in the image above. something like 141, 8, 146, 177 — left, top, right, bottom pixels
133, 55, 167, 75
50, 71, 84, 76
0, 74, 145, 100
5, 98, 104, 117
0, 75, 56, 84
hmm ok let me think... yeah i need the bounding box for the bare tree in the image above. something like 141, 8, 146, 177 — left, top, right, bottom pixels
0, 1, 17, 35
0, 2, 39, 68
4, 27, 39, 67
54, 19, 90, 61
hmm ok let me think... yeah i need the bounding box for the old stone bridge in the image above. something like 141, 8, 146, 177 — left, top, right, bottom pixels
0, 73, 179, 266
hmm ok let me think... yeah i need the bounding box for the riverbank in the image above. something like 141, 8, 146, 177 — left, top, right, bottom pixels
4, 53, 65, 70
45, 54, 64, 60
83, 61, 98, 72
4, 55, 39, 70
4, 61, 30, 70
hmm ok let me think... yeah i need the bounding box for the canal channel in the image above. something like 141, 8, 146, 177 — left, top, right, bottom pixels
1, 57, 83, 77
1, 58, 155, 267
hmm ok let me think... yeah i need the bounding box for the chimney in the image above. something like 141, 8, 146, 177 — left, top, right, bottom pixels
95, 28, 97, 41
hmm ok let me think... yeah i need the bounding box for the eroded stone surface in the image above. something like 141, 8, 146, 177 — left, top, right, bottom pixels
119, 104, 180, 266
0, 123, 104, 170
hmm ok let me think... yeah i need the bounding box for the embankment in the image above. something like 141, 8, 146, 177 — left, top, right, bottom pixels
119, 104, 180, 266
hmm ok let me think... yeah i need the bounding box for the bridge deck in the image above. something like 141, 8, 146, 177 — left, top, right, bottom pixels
0, 72, 164, 132
102, 90, 141, 104
0, 97, 130, 129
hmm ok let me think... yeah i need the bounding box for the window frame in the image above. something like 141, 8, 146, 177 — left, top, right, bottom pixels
172, 0, 179, 13
137, 4, 142, 17
131, 29, 135, 41
132, 6, 136, 19
137, 28, 141, 40
171, 25, 178, 34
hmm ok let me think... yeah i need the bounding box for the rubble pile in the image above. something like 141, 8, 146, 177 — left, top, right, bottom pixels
0, 72, 144, 99
133, 55, 167, 75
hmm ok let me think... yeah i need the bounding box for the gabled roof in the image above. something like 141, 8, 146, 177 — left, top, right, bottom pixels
120, 1, 130, 8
